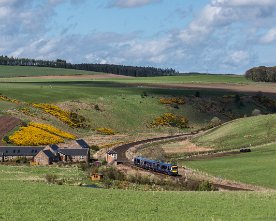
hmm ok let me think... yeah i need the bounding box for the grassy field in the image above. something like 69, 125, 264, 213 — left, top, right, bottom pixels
0, 164, 86, 183
0, 65, 101, 78
182, 143, 276, 189
108, 74, 250, 84
193, 114, 276, 150
0, 179, 275, 221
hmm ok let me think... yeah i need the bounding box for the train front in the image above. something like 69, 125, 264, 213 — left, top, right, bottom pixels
171, 165, 178, 176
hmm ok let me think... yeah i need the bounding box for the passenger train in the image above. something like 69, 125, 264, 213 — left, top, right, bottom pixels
133, 156, 178, 176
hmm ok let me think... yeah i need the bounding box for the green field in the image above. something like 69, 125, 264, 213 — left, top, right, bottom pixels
0, 65, 101, 78
193, 114, 276, 150
183, 143, 276, 189
0, 179, 275, 221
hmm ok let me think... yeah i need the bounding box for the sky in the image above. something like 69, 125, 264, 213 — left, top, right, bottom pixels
1, 0, 276, 74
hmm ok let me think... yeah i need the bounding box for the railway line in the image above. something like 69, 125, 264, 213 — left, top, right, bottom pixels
112, 132, 254, 191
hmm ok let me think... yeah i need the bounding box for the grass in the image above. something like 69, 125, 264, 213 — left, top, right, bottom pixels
0, 164, 86, 182
108, 74, 251, 84
0, 65, 101, 78
193, 114, 276, 150
0, 179, 276, 221
182, 143, 276, 189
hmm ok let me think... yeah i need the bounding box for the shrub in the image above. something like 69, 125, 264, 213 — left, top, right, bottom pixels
151, 113, 189, 129
141, 91, 148, 98
159, 97, 185, 105
91, 145, 100, 151
8, 122, 75, 146
2, 136, 11, 144
99, 166, 125, 181
195, 91, 200, 97
33, 103, 86, 128
96, 127, 115, 135
252, 109, 261, 116
45, 174, 58, 184
209, 117, 222, 127
29, 122, 76, 139
198, 181, 215, 191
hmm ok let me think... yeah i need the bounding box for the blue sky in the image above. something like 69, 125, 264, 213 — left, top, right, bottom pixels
1, 0, 276, 74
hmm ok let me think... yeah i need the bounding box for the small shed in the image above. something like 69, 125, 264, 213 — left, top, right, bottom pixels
106, 150, 117, 164
91, 173, 103, 181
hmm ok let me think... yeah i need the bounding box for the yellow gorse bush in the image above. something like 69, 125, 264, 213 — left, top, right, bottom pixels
33, 103, 83, 127
29, 122, 76, 139
96, 127, 116, 135
159, 97, 185, 105
9, 122, 76, 146
0, 95, 20, 104
151, 113, 189, 129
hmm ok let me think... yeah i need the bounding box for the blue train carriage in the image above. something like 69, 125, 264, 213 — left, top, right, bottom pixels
133, 156, 178, 176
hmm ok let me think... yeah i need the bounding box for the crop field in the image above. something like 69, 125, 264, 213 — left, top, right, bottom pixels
0, 179, 275, 221
193, 114, 276, 150
182, 143, 276, 189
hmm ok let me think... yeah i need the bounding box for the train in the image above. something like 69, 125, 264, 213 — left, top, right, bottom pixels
133, 156, 178, 176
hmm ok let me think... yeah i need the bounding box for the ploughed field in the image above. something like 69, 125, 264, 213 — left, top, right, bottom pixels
0, 116, 21, 145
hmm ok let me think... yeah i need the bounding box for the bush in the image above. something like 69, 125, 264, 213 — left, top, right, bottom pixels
91, 145, 100, 151
99, 166, 125, 181
252, 109, 261, 116
45, 174, 58, 184
96, 127, 115, 135
150, 113, 189, 129
209, 117, 222, 127
198, 181, 214, 191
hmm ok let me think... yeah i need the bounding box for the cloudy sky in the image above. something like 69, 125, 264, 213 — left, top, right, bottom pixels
1, 0, 276, 74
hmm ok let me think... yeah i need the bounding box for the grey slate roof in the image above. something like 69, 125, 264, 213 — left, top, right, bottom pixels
49, 144, 59, 152
58, 148, 88, 156
76, 139, 90, 149
0, 146, 44, 157
43, 150, 56, 158
107, 150, 117, 155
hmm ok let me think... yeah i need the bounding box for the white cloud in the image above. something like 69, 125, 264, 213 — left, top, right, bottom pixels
109, 0, 161, 8
260, 28, 276, 44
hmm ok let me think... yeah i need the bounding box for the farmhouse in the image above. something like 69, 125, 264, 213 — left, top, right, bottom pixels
1, 139, 91, 165
58, 148, 89, 163
106, 150, 117, 165
0, 146, 44, 162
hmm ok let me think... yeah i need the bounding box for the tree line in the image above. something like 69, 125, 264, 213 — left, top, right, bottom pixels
0, 55, 178, 77
245, 66, 276, 82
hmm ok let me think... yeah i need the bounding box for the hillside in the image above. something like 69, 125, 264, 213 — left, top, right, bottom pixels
183, 143, 276, 188
0, 65, 102, 78
193, 114, 276, 150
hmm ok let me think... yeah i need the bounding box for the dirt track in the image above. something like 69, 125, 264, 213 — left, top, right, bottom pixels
0, 116, 21, 145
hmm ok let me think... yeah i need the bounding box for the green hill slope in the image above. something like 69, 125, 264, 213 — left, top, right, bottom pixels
193, 114, 276, 150
0, 65, 102, 78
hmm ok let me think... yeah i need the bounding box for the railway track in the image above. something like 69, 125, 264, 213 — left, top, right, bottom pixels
113, 132, 196, 163
112, 132, 254, 191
